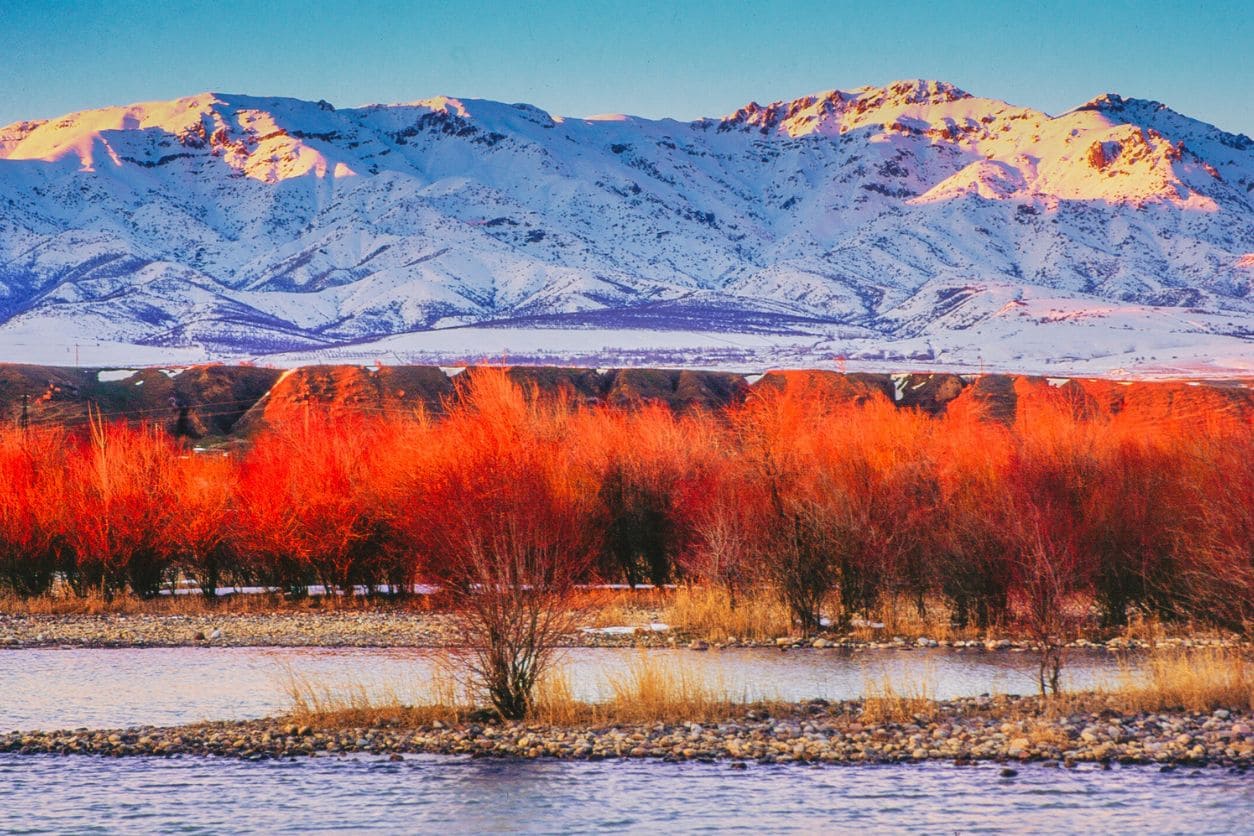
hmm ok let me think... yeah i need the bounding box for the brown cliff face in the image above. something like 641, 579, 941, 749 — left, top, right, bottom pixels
752, 370, 894, 406
233, 365, 456, 433
0, 363, 1246, 440
897, 373, 967, 414
0, 363, 281, 438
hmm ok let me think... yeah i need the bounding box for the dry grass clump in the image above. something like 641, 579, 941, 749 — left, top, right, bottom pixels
572, 588, 666, 629
1107, 647, 1253, 713
595, 652, 757, 723
280, 646, 1254, 734
1118, 613, 1169, 645
0, 586, 438, 617
859, 672, 938, 724
662, 586, 791, 642
1019, 647, 1254, 719
1023, 718, 1073, 749
282, 652, 776, 729
0, 588, 265, 616
850, 595, 988, 643
282, 659, 473, 728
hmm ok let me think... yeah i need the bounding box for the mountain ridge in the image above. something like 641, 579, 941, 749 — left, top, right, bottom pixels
0, 79, 1250, 374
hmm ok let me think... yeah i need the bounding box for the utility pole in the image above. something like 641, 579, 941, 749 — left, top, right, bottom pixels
19, 393, 28, 438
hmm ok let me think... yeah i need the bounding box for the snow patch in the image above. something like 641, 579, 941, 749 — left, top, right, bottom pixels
97, 369, 137, 382
891, 373, 910, 402
579, 623, 669, 635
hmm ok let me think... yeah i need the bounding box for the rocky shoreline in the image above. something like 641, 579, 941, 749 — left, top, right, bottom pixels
4, 698, 1251, 770
0, 611, 1238, 652
0, 611, 464, 649
0, 611, 676, 649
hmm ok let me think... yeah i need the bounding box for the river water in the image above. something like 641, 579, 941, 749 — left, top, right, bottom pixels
3, 646, 1248, 833
0, 753, 1248, 834
2, 646, 1134, 732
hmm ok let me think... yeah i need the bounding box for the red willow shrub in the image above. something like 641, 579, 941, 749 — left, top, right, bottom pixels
807, 399, 941, 627
167, 451, 237, 597
0, 372, 1247, 644
725, 383, 943, 634
681, 457, 763, 600
399, 369, 599, 718
728, 378, 840, 635
0, 427, 69, 596
63, 418, 178, 598
575, 403, 718, 587
233, 414, 415, 596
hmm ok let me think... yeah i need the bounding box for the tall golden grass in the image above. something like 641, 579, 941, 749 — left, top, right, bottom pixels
661, 586, 791, 642
279, 646, 1254, 732
859, 671, 938, 724
281, 651, 775, 729
1104, 647, 1254, 713
281, 656, 471, 727
0, 586, 427, 616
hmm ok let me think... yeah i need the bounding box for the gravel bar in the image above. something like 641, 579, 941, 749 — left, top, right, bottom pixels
5, 698, 1251, 770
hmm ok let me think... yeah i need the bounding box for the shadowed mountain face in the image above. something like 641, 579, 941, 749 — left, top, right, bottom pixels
0, 80, 1251, 374
0, 364, 1247, 440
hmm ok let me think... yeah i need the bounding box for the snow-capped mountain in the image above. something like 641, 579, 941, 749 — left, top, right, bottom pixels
0, 79, 1251, 374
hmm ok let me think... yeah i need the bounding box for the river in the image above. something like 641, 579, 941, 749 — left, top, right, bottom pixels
4, 645, 1134, 731
0, 753, 1248, 834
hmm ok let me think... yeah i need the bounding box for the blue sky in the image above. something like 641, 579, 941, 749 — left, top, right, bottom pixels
2, 0, 1251, 133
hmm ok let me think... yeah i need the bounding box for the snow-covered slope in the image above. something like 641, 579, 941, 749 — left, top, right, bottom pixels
1, 79, 1251, 374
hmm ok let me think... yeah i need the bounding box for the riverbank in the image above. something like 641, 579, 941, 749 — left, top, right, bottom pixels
4, 696, 1251, 769
0, 611, 675, 649
0, 609, 1241, 651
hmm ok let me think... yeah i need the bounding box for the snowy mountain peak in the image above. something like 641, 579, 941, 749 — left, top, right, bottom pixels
865, 78, 973, 105
713, 78, 975, 136
0, 82, 1250, 375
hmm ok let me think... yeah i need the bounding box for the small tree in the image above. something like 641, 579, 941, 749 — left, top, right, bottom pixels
409, 370, 596, 719
1007, 394, 1097, 695
1012, 501, 1084, 696
732, 384, 838, 636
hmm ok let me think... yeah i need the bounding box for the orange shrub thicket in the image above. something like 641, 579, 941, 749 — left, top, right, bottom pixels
0, 427, 69, 596
0, 369, 1247, 634
64, 418, 178, 598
